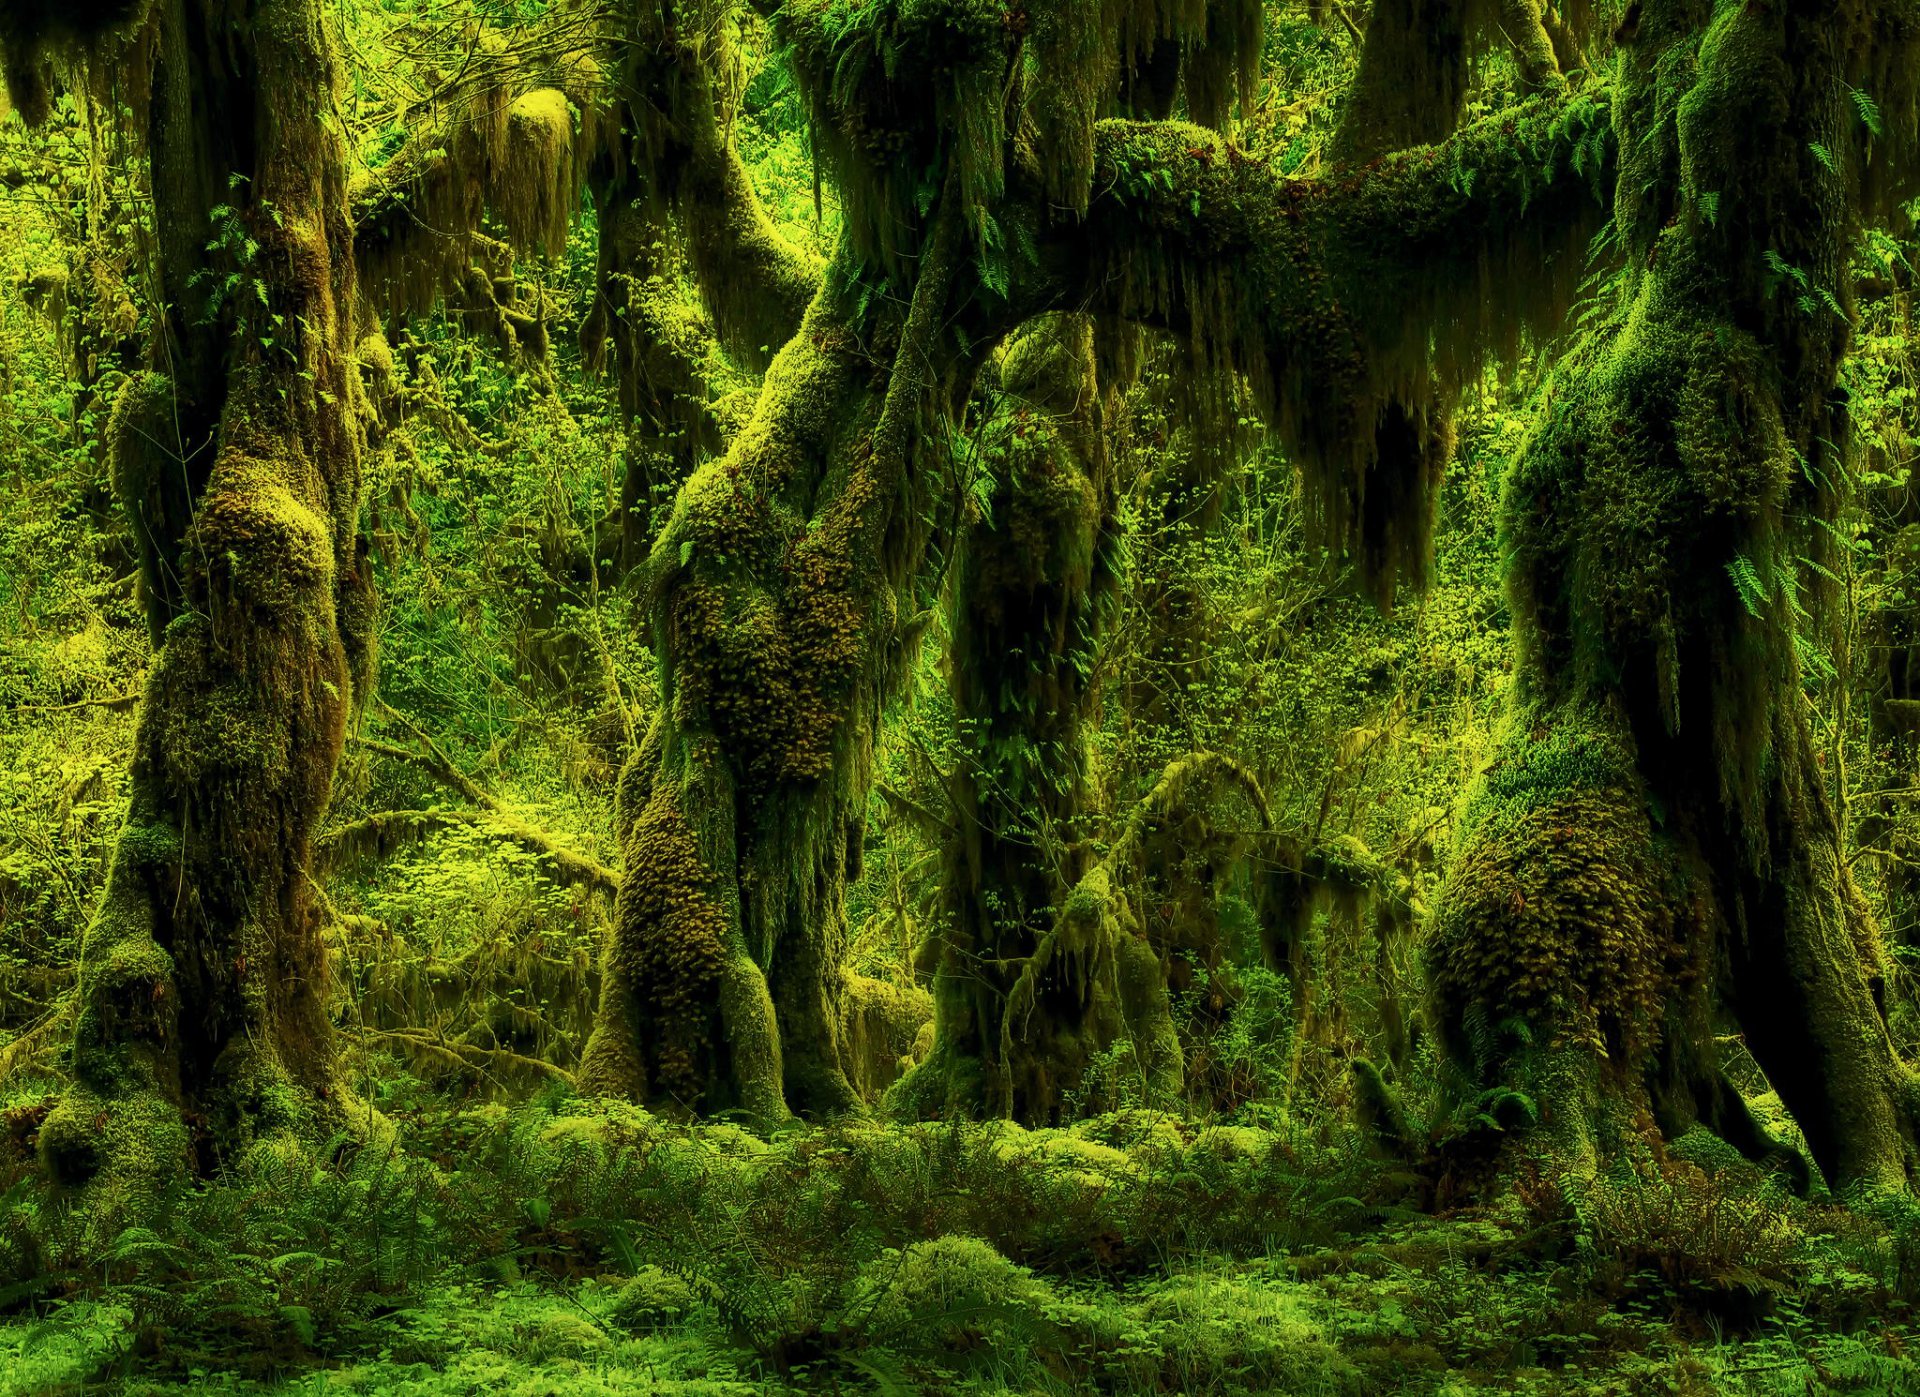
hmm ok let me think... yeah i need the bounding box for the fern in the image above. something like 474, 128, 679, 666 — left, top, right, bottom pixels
1849, 85, 1885, 138
1726, 553, 1769, 618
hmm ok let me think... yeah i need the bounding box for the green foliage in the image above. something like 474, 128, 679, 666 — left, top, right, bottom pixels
4, 1, 1920, 1391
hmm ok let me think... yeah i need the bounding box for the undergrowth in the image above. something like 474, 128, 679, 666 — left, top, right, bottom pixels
1, 1097, 1918, 1395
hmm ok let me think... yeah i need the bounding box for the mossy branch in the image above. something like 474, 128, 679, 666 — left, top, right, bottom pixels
1044, 87, 1612, 597
0, 996, 75, 1086
672, 66, 823, 370
314, 807, 620, 896
358, 1026, 576, 1086
335, 713, 621, 894
1076, 88, 1612, 397
351, 78, 601, 318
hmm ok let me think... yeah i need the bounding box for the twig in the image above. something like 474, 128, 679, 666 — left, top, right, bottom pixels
10, 691, 140, 714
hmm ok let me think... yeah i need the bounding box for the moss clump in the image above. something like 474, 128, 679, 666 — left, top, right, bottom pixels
849, 1234, 1053, 1359
608, 1265, 699, 1329
582, 786, 728, 1109
1130, 1268, 1354, 1392
1428, 702, 1705, 1075
837, 973, 933, 1101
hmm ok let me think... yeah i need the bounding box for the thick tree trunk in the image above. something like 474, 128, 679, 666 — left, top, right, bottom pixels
579, 229, 977, 1118
890, 316, 1182, 1123
1429, 0, 1920, 1195
21, 0, 374, 1207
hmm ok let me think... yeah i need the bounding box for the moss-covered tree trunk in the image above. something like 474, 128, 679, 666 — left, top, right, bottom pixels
7, 0, 375, 1205
580, 2, 821, 563
579, 229, 980, 1117
891, 317, 1183, 1123
1428, 0, 1920, 1195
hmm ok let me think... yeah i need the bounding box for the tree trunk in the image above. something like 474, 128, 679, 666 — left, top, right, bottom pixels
890, 316, 1182, 1123
579, 225, 979, 1118
1428, 0, 1920, 1196
20, 0, 375, 1208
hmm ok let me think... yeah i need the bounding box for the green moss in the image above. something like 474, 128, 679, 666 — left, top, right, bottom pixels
585, 789, 727, 1108
838, 973, 933, 1100
850, 1234, 1051, 1358
117, 821, 182, 871
608, 1266, 699, 1329
1082, 88, 1610, 602
1429, 701, 1703, 1076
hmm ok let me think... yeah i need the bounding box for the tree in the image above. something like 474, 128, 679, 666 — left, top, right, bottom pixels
2, 0, 603, 1210
576, 0, 1613, 1122
1, 0, 378, 1208
886, 315, 1186, 1123
1426, 0, 1920, 1196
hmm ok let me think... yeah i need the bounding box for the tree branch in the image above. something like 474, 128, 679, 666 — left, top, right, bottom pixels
337, 708, 622, 894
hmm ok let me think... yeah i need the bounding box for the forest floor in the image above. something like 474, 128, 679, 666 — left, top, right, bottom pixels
3, 1098, 1919, 1396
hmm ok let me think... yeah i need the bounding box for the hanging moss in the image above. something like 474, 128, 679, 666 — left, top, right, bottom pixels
0, 0, 148, 125
776, 0, 1011, 272
1065, 87, 1612, 602
777, 0, 1262, 275
351, 63, 606, 319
